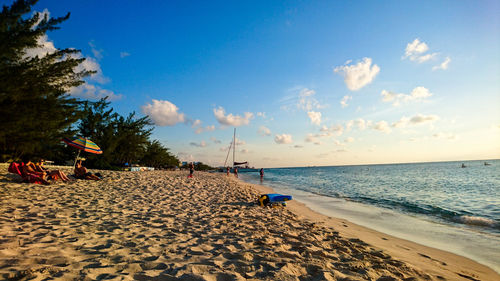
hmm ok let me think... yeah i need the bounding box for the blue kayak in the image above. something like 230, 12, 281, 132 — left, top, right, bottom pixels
258, 193, 292, 207
266, 193, 292, 202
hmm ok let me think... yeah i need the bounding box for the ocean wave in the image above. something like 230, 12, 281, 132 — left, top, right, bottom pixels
456, 215, 499, 227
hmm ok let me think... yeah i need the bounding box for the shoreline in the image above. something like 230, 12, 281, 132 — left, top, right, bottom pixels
1, 166, 499, 280
238, 177, 500, 280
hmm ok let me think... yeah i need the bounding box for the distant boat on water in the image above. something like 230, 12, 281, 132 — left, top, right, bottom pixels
484, 162, 491, 166
220, 128, 258, 173
461, 163, 466, 168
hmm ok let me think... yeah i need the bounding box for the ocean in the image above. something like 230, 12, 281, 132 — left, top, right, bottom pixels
239, 159, 500, 273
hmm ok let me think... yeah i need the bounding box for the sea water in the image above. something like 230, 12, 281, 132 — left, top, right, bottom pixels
239, 160, 500, 273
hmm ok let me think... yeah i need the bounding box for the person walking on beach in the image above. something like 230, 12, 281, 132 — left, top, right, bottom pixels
234, 167, 238, 178
188, 162, 194, 178
226, 166, 230, 176
259, 168, 264, 178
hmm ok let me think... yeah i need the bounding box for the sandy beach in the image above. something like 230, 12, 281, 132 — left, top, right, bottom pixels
0, 165, 498, 281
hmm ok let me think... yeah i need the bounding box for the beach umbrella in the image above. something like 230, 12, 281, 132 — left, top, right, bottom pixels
62, 136, 103, 168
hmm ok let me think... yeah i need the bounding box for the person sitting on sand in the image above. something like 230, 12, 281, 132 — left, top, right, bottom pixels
74, 160, 101, 180
35, 159, 72, 182
21, 157, 50, 185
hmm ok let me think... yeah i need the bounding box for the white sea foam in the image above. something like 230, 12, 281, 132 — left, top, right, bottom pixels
458, 215, 497, 227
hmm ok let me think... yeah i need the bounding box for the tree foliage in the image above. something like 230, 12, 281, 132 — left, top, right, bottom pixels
0, 0, 92, 161
76, 99, 179, 169
1, 1, 180, 169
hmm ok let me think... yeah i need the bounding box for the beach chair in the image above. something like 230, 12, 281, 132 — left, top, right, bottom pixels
8, 162, 47, 184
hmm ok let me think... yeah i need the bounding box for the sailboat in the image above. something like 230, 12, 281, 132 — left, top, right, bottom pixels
222, 128, 258, 173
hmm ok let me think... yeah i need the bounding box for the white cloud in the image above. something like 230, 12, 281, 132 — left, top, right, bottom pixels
403, 38, 437, 63
307, 111, 322, 125
334, 58, 380, 91
190, 141, 207, 147
257, 112, 266, 118
340, 95, 352, 108
381, 86, 432, 106
297, 88, 324, 111
404, 38, 429, 57
72, 54, 110, 84
192, 119, 202, 127
69, 84, 122, 101
391, 117, 410, 128
320, 124, 344, 136
192, 119, 216, 134
120, 52, 131, 58
258, 126, 271, 136
274, 134, 293, 144
373, 121, 392, 133
23, 34, 57, 58
142, 99, 186, 126
433, 57, 451, 71
213, 106, 253, 127
346, 118, 367, 131
195, 125, 215, 134
392, 114, 439, 128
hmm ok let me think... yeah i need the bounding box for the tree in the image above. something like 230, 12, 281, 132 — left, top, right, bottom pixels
141, 140, 180, 169
0, 0, 93, 161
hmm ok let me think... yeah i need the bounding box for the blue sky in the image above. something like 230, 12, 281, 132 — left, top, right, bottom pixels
12, 0, 500, 167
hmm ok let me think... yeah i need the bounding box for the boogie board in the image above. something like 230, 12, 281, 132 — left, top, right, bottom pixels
258, 193, 292, 207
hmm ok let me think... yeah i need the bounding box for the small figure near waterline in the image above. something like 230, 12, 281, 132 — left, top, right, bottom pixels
226, 166, 230, 176
260, 168, 264, 178
188, 162, 194, 178
461, 163, 466, 168
234, 167, 238, 178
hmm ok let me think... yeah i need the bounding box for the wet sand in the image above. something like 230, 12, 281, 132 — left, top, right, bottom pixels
0, 166, 498, 280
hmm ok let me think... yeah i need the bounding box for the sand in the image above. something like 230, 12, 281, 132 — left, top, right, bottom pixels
0, 165, 498, 281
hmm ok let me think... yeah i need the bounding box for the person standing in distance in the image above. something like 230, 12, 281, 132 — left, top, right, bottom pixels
188, 162, 194, 178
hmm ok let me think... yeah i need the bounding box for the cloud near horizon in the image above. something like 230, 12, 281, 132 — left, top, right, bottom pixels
334, 58, 380, 91
274, 134, 293, 144
142, 99, 186, 126
213, 106, 254, 127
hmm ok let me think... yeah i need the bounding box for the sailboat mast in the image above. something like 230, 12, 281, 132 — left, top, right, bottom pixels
232, 128, 236, 168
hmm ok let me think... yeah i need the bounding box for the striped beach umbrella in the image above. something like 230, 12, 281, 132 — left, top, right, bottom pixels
63, 136, 103, 154
62, 136, 103, 168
